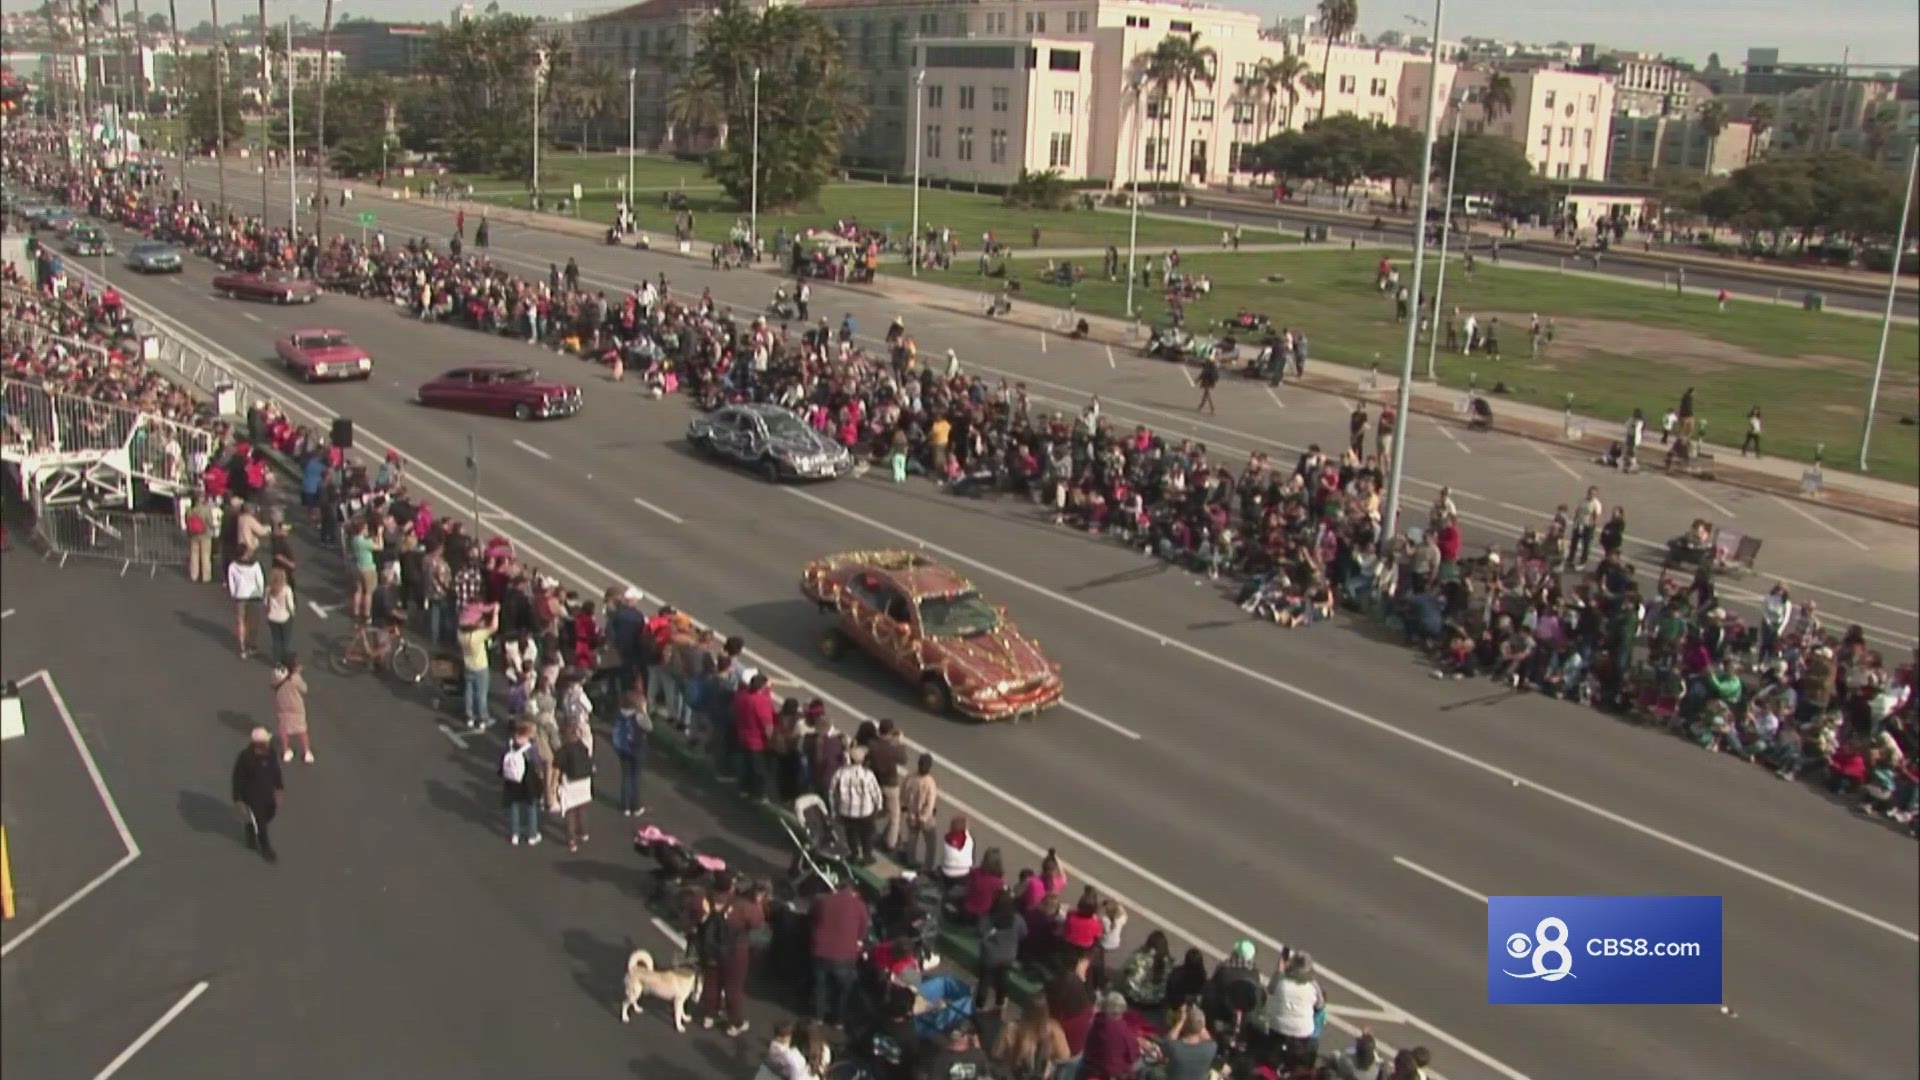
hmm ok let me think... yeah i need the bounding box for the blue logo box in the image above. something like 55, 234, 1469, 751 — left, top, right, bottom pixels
1488, 896, 1723, 1005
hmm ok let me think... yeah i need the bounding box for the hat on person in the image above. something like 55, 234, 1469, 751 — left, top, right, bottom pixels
249, 726, 271, 745
1232, 939, 1256, 962
622, 586, 643, 602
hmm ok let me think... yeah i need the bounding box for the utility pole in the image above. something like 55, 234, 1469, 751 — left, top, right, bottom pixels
312, 0, 334, 249
1124, 73, 1147, 319
258, 0, 271, 227
626, 67, 636, 225
167, 0, 185, 190
749, 67, 761, 252
78, 1, 94, 138
130, 0, 149, 153
910, 69, 925, 277
286, 16, 298, 236
1425, 90, 1466, 382
531, 47, 547, 210
211, 0, 227, 213
1859, 141, 1919, 472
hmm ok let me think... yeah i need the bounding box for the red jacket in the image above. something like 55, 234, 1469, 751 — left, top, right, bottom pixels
1061, 910, 1103, 950
733, 686, 775, 752
811, 886, 868, 962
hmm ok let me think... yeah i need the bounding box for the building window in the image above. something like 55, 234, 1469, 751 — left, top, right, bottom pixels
1190, 98, 1214, 121
1538, 160, 1549, 175
925, 84, 944, 108
1232, 100, 1257, 123
1189, 138, 1207, 174
926, 124, 942, 159
1169, 20, 1192, 32
958, 85, 975, 110
1049, 132, 1073, 168
991, 87, 1009, 112
1586, 94, 1597, 113
1054, 90, 1076, 115
990, 128, 1008, 164
891, 20, 906, 63
1337, 74, 1356, 94
1582, 128, 1592, 148
1560, 126, 1573, 147
1144, 136, 1168, 170
1024, 12, 1047, 33
1228, 141, 1244, 171
1544, 90, 1556, 109
1049, 49, 1082, 72
1578, 164, 1589, 179
1555, 162, 1570, 178
1369, 77, 1387, 97
918, 13, 937, 34
1539, 124, 1552, 147
957, 125, 975, 161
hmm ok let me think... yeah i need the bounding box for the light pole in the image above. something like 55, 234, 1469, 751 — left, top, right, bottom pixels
750, 66, 761, 252
285, 16, 298, 236
910, 69, 926, 277
1380, 0, 1446, 546
257, 0, 269, 226
531, 49, 546, 210
1124, 73, 1147, 320
1425, 88, 1466, 382
626, 67, 636, 226
1859, 140, 1919, 472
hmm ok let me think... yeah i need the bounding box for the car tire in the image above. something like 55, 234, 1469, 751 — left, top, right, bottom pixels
761, 456, 782, 483
919, 677, 952, 715
513, 403, 533, 421
819, 628, 849, 660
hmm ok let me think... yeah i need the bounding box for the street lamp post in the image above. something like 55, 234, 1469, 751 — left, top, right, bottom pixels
257, 0, 270, 227
531, 49, 545, 210
910, 69, 926, 278
1424, 89, 1466, 382
1859, 141, 1919, 472
626, 67, 637, 228
1380, 0, 1447, 545
286, 16, 298, 236
750, 67, 761, 254
1124, 74, 1147, 320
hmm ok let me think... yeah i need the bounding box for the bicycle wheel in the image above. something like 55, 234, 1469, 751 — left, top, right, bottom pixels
328, 635, 369, 677
387, 638, 429, 684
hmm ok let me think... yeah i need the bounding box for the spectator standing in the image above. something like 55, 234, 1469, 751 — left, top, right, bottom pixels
264, 568, 297, 665
182, 495, 214, 582
611, 678, 652, 816
459, 602, 500, 731
810, 879, 867, 1025
734, 673, 777, 800
272, 655, 313, 764
227, 548, 266, 659
828, 745, 883, 863
711, 881, 767, 1037
870, 719, 910, 852
231, 727, 284, 863
1080, 992, 1142, 1079
1741, 406, 1763, 458
897, 753, 940, 870
552, 723, 595, 852
500, 721, 546, 846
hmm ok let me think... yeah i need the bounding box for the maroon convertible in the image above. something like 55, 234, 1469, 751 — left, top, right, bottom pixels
415, 365, 582, 421
212, 268, 319, 304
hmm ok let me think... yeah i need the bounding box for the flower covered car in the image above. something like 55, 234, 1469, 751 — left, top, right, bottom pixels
801, 550, 1063, 720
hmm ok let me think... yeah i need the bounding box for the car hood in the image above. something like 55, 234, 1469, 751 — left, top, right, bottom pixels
925, 628, 1055, 689
769, 423, 846, 459
299, 345, 368, 363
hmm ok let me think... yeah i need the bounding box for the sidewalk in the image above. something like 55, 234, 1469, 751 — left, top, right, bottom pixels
339, 174, 1919, 526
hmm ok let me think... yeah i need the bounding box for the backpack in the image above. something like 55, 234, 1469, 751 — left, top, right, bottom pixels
185, 511, 207, 536
696, 908, 736, 959
500, 745, 528, 784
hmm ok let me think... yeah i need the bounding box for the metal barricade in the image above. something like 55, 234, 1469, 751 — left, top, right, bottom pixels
59, 261, 261, 417
32, 501, 191, 571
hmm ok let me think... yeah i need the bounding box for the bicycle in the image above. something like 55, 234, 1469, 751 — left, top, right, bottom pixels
329, 618, 429, 683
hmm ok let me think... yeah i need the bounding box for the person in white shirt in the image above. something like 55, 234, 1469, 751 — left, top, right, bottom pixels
227, 549, 267, 659
1761, 584, 1795, 659
1569, 486, 1603, 569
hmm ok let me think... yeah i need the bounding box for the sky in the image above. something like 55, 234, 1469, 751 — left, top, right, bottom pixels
4, 0, 1916, 71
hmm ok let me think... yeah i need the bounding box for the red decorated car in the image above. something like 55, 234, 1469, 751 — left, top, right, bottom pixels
802, 550, 1063, 720
212, 268, 319, 304
275, 328, 372, 382
415, 365, 582, 421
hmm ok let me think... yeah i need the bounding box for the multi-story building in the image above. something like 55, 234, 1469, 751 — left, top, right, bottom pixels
1399, 61, 1616, 181
564, 0, 752, 154
1576, 46, 1696, 117
319, 21, 436, 78
1607, 114, 1755, 179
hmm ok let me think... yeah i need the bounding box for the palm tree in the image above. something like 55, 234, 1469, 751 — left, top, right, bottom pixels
1783, 102, 1817, 151
1152, 31, 1216, 184
312, 0, 333, 246
1696, 98, 1727, 174
1481, 72, 1515, 126
1143, 49, 1179, 180
1862, 102, 1900, 162
664, 65, 723, 150
1314, 0, 1358, 123
1745, 100, 1774, 162
1259, 52, 1308, 136
560, 62, 619, 149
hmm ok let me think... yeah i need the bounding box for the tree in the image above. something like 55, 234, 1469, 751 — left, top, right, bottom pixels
1862, 103, 1900, 161
1314, 0, 1358, 125
1481, 73, 1515, 124
1254, 52, 1307, 137
326, 74, 407, 175
146, 11, 168, 32
181, 51, 245, 149
1696, 98, 1728, 174
1744, 100, 1774, 163
663, 64, 722, 151
554, 60, 620, 149
420, 11, 550, 172
1149, 31, 1216, 183
1448, 132, 1537, 199
693, 1, 865, 211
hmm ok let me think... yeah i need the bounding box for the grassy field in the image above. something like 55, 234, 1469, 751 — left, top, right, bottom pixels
909, 248, 1920, 482
447, 151, 1235, 250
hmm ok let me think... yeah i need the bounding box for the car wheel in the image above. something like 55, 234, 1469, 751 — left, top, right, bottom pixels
919, 677, 953, 715
819, 628, 850, 660
513, 403, 533, 421
761, 456, 783, 483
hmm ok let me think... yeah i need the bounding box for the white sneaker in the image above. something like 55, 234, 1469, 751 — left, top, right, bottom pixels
282, 749, 294, 762
511, 835, 522, 846
303, 750, 315, 764
527, 835, 542, 846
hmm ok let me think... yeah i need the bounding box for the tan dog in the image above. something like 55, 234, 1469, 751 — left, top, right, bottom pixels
618, 949, 702, 1031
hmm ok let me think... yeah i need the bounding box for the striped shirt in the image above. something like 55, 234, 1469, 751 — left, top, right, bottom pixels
828, 763, 883, 820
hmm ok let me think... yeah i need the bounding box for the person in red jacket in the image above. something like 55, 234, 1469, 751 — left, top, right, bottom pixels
733, 673, 776, 801
810, 880, 867, 1025
1078, 992, 1142, 1080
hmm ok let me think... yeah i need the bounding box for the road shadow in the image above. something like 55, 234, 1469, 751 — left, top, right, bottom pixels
174, 609, 235, 651
216, 708, 257, 735
1065, 561, 1172, 593
176, 789, 245, 845
423, 776, 503, 836
554, 857, 648, 900
562, 926, 638, 1017
626, 1057, 710, 1080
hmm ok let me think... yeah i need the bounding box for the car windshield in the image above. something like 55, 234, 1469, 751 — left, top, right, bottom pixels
496, 369, 538, 383
133, 243, 168, 254
299, 333, 348, 348
917, 591, 1002, 638
764, 413, 813, 441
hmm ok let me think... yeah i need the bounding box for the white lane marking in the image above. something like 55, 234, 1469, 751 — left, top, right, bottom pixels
512, 439, 552, 461
92, 980, 211, 1080
1395, 856, 1490, 905
1, 672, 142, 959
1180, 364, 1195, 387
238, 311, 263, 324
1265, 386, 1286, 410
1329, 1005, 1412, 1025
116, 286, 1506, 1079
1770, 494, 1869, 551
1061, 700, 1143, 740
780, 487, 1920, 944
631, 495, 686, 525
1665, 475, 1736, 518
0, 609, 13, 619
1435, 421, 1472, 455
1529, 441, 1581, 480
1105, 345, 1116, 368
306, 601, 332, 620
437, 723, 471, 748
1040, 332, 1048, 354
650, 915, 689, 951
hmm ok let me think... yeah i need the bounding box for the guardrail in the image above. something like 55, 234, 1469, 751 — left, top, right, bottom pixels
57, 260, 267, 418
1, 378, 218, 501
0, 315, 114, 362
32, 500, 190, 571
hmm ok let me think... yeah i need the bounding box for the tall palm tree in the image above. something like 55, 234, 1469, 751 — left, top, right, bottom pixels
1696, 98, 1728, 174
1151, 31, 1216, 184
1481, 72, 1515, 126
561, 62, 620, 149
664, 65, 722, 150
312, 0, 332, 246
1782, 102, 1817, 150
166, 0, 184, 182
1143, 49, 1179, 180
1258, 52, 1307, 136
130, 0, 148, 113
111, 0, 131, 124
1314, 0, 1358, 123
1744, 100, 1774, 162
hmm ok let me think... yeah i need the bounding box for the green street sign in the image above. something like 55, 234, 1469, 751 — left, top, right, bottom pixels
356, 211, 377, 226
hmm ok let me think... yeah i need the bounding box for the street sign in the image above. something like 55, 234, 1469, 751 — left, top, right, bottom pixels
356, 211, 377, 226
571, 183, 584, 202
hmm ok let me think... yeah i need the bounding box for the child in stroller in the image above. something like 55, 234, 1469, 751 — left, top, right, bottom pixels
633, 823, 729, 903
783, 794, 857, 897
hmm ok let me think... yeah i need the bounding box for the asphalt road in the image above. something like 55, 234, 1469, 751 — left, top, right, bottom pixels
1156, 197, 1920, 320
54, 186, 1920, 1080
0, 528, 801, 1079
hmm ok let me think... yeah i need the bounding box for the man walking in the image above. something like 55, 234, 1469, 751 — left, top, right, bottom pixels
870, 719, 909, 855
1196, 356, 1220, 414
811, 877, 868, 1026
232, 727, 284, 863
828, 745, 884, 864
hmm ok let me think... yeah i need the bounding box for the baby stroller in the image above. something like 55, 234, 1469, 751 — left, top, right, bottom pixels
632, 823, 729, 903
782, 794, 857, 897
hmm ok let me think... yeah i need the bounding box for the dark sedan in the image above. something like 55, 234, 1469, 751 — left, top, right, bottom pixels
212, 269, 319, 304
415, 365, 582, 421
688, 402, 855, 481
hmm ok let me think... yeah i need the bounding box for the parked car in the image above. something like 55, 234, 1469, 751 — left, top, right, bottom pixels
212, 268, 319, 304
275, 328, 372, 382
414, 365, 582, 420
801, 550, 1064, 720
125, 240, 183, 273
65, 223, 114, 257
687, 402, 855, 481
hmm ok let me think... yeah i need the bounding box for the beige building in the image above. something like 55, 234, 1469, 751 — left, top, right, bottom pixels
1577, 47, 1697, 118
1400, 62, 1617, 181
1608, 114, 1755, 179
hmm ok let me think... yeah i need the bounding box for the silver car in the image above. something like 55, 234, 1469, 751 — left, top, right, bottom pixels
126, 241, 184, 273
687, 402, 854, 482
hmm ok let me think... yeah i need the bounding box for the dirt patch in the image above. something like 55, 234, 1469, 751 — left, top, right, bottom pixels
1482, 314, 1856, 376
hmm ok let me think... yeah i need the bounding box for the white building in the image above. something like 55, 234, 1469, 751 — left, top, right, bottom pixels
1400, 62, 1617, 181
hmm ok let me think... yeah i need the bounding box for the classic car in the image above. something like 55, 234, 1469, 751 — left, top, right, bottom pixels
65, 223, 114, 257
212, 268, 320, 304
276, 328, 373, 382
38, 207, 76, 234
415, 365, 582, 420
801, 550, 1064, 720
688, 402, 855, 482
125, 240, 184, 273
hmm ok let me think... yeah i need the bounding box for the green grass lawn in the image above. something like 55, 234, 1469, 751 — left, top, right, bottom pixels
910, 248, 1920, 482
